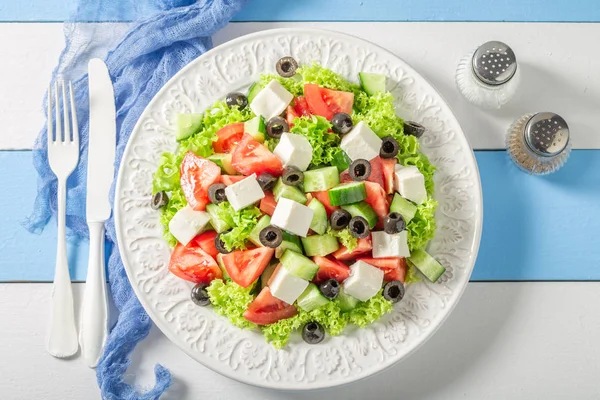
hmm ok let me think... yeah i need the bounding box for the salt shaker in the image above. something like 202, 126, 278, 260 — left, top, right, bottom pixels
455, 41, 520, 109
506, 112, 571, 175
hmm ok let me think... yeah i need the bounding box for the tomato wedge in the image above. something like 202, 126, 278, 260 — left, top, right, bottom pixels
243, 287, 298, 325
222, 247, 274, 288
312, 256, 351, 284
286, 105, 299, 127
304, 84, 354, 120
358, 257, 407, 283
294, 96, 311, 116
168, 242, 222, 284
220, 175, 245, 186
231, 133, 283, 177
381, 157, 397, 194
311, 190, 339, 216
364, 181, 389, 227
214, 122, 244, 153
180, 151, 221, 211
259, 191, 277, 216
332, 236, 373, 261
191, 231, 219, 259
339, 156, 385, 188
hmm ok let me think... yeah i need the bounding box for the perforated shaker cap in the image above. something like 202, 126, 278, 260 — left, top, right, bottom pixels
524, 112, 570, 157
472, 41, 517, 85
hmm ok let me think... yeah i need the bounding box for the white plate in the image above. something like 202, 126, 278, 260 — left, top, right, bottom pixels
114, 28, 483, 390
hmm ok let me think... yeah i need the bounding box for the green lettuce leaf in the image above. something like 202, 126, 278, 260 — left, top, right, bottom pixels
353, 92, 404, 138
159, 186, 187, 248
152, 152, 181, 194
404, 263, 421, 284
207, 279, 257, 330
407, 197, 438, 252
327, 226, 357, 251
345, 291, 393, 327
298, 63, 360, 94
290, 115, 340, 168
258, 74, 304, 97
216, 202, 262, 251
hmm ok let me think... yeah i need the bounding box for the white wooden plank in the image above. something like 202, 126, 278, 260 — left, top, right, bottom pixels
2, 22, 600, 150
2, 282, 600, 399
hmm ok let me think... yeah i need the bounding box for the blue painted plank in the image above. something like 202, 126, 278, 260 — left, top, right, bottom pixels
2, 150, 599, 282
2, 0, 600, 22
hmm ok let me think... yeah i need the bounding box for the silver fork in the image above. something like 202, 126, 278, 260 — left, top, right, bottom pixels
46, 80, 79, 358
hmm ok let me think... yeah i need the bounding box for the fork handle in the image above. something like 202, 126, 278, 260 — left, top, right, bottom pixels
80, 221, 109, 368
46, 178, 79, 358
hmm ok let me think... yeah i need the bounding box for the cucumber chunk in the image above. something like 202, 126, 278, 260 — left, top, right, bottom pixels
297, 283, 329, 312
328, 182, 367, 206
244, 115, 266, 143
331, 149, 351, 173
247, 82, 263, 103
307, 198, 328, 235
216, 253, 230, 280
390, 193, 418, 223
248, 214, 271, 247
260, 262, 279, 289
280, 250, 319, 280
206, 203, 231, 233
337, 286, 359, 312
301, 234, 340, 257
359, 72, 386, 96
275, 231, 303, 258
341, 201, 379, 229
273, 178, 307, 204
207, 153, 237, 175
303, 166, 340, 192
176, 113, 203, 141
408, 249, 446, 283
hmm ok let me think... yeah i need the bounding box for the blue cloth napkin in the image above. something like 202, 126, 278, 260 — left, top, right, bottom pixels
26, 0, 248, 398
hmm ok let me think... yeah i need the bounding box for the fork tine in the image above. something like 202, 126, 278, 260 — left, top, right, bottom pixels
68, 81, 79, 146
54, 81, 62, 142
47, 83, 53, 146
61, 81, 71, 143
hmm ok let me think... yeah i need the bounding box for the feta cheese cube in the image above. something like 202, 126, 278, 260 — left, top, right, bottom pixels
249, 80, 294, 120
394, 164, 427, 205
270, 197, 314, 237
340, 121, 382, 162
168, 205, 211, 246
371, 230, 410, 258
269, 265, 309, 304
273, 132, 313, 171
343, 260, 384, 301
224, 173, 265, 211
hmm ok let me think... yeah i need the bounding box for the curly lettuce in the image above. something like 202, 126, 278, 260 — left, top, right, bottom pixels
290, 116, 340, 167
207, 279, 257, 330
327, 226, 357, 252
158, 187, 187, 247
407, 198, 438, 251
298, 63, 360, 94
216, 202, 262, 251
345, 290, 393, 327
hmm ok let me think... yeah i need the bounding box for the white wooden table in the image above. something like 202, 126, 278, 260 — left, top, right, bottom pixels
2, 22, 600, 399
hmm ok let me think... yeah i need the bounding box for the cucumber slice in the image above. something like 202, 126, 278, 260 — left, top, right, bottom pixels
390, 193, 418, 223
331, 149, 351, 173
359, 72, 386, 96
275, 231, 303, 258
303, 166, 340, 192
297, 283, 329, 312
260, 262, 279, 289
248, 214, 271, 247
337, 286, 359, 312
301, 234, 340, 257
328, 182, 367, 206
244, 115, 266, 143
206, 203, 231, 233
280, 250, 319, 280
216, 253, 230, 280
408, 249, 446, 283
247, 82, 263, 103
273, 178, 307, 204
307, 199, 328, 235
207, 153, 237, 175
176, 113, 203, 141
341, 201, 379, 229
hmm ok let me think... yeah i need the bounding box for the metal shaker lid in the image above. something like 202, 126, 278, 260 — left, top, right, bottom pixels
472, 41, 517, 85
524, 112, 570, 157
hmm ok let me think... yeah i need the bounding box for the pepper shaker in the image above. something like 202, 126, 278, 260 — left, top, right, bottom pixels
456, 41, 520, 109
506, 112, 571, 175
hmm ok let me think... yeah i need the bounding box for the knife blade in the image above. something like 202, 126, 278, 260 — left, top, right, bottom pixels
80, 58, 115, 368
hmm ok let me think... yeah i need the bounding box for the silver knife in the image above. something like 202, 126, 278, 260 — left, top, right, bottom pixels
80, 58, 116, 368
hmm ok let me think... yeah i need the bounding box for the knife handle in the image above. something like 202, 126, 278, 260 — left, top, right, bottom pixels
80, 221, 109, 368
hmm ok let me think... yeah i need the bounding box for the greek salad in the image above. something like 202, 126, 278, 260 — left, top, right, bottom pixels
151, 59, 445, 348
